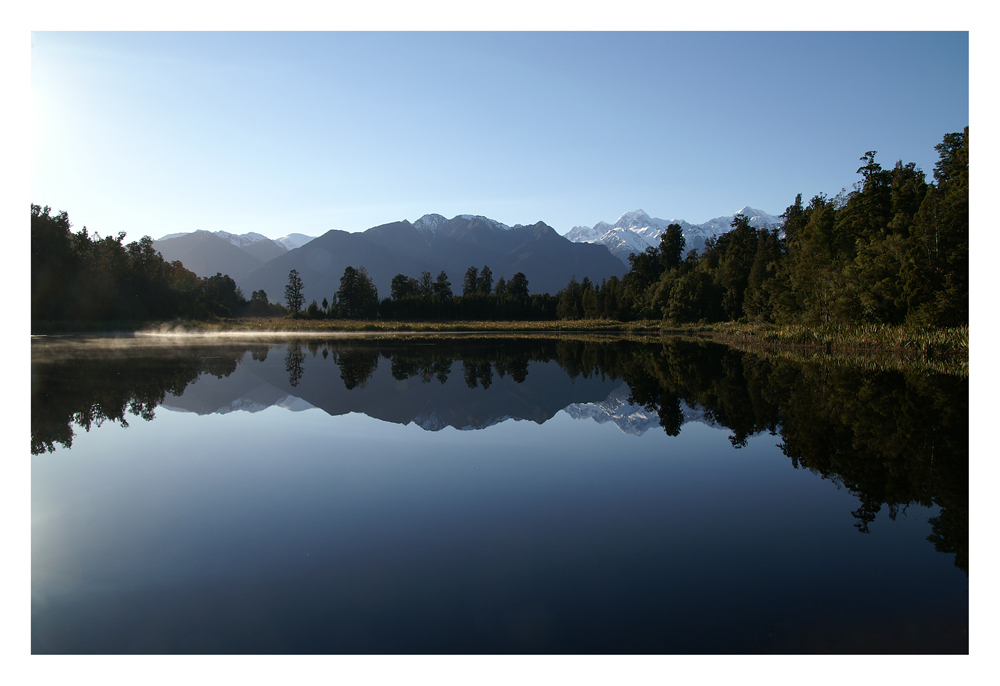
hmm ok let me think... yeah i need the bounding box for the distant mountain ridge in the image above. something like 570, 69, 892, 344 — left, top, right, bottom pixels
157, 229, 317, 251
235, 214, 627, 305
152, 230, 317, 280
150, 208, 783, 302
566, 207, 785, 264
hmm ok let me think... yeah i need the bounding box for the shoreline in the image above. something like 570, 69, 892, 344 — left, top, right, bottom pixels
31, 318, 968, 374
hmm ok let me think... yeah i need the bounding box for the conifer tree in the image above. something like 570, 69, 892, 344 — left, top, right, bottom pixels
285, 269, 305, 315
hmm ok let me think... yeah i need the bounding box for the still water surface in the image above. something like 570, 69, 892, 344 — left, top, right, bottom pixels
31, 335, 968, 653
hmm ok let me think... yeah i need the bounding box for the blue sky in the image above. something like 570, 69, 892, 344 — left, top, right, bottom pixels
31, 30, 968, 243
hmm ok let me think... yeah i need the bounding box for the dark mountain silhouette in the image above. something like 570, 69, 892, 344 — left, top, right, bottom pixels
152, 231, 279, 280
235, 215, 626, 304
240, 237, 287, 264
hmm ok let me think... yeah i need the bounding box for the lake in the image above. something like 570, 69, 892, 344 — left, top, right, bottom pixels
30, 334, 968, 654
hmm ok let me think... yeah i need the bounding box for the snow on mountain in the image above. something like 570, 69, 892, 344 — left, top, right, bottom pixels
566, 207, 786, 264
214, 230, 271, 248
565, 225, 604, 243
276, 395, 317, 412
411, 407, 515, 432
601, 227, 658, 257
612, 209, 668, 232
563, 384, 724, 436
275, 233, 316, 251
412, 213, 515, 241
699, 206, 783, 236
155, 230, 316, 251
413, 213, 449, 238
163, 393, 315, 416
457, 214, 512, 231
562, 384, 661, 436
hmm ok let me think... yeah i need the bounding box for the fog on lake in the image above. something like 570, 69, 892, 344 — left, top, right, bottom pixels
31, 335, 968, 654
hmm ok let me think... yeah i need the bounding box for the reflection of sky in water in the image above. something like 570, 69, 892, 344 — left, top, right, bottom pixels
32, 399, 965, 653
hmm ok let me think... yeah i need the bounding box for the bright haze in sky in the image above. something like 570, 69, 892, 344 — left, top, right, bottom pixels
31, 30, 969, 244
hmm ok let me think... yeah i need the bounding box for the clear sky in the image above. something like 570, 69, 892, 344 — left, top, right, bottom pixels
30, 30, 969, 243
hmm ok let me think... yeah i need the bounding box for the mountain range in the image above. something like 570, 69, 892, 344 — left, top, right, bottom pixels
565, 207, 785, 265
152, 230, 316, 281
233, 214, 626, 304
152, 207, 782, 304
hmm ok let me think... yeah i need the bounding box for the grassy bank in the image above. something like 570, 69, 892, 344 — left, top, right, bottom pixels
33, 317, 969, 368
687, 321, 968, 356
150, 317, 968, 354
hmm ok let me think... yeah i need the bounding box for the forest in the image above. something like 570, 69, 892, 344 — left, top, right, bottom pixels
31, 128, 968, 330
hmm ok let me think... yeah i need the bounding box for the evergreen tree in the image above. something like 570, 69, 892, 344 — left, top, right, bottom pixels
715, 215, 759, 320
507, 272, 529, 300
433, 271, 453, 299
391, 273, 418, 301
336, 266, 379, 319
419, 271, 434, 298
463, 266, 479, 296
902, 128, 969, 326
556, 276, 583, 320
660, 223, 685, 271
780, 194, 849, 324
285, 269, 305, 315
743, 229, 783, 321
249, 289, 271, 316
478, 265, 493, 294
198, 273, 246, 318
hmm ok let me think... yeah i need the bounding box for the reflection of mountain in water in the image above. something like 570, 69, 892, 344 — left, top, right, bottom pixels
161, 346, 623, 431
563, 384, 722, 436
162, 363, 315, 415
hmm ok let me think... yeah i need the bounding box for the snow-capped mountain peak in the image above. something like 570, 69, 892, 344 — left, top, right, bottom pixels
736, 206, 783, 226
566, 206, 785, 265
214, 230, 271, 248
562, 383, 723, 436
413, 213, 512, 237
413, 213, 449, 235
614, 209, 655, 230
275, 233, 316, 251
457, 214, 512, 231
155, 229, 316, 252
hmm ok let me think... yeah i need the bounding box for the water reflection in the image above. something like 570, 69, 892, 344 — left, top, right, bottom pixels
31, 335, 968, 575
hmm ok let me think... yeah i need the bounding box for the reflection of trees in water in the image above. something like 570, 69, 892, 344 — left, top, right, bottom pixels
334, 350, 380, 390
390, 355, 452, 384
284, 345, 305, 387
31, 346, 246, 455
774, 362, 968, 573
611, 340, 968, 574
462, 361, 493, 390
30, 337, 967, 573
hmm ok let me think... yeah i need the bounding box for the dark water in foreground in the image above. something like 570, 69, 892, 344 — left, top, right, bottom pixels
31, 335, 968, 654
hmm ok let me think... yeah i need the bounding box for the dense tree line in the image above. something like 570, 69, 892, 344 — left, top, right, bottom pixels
550, 129, 969, 327
293, 263, 558, 321
31, 205, 286, 325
